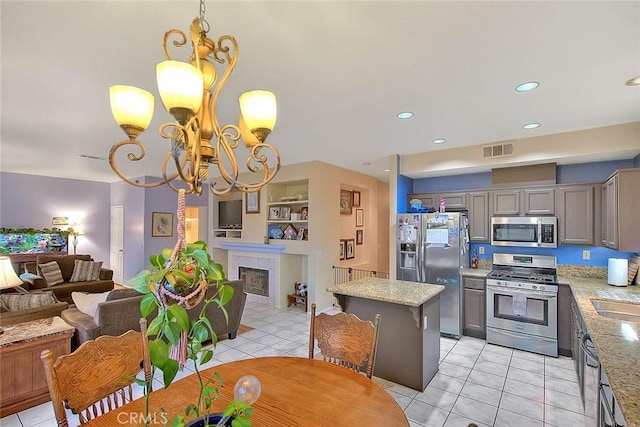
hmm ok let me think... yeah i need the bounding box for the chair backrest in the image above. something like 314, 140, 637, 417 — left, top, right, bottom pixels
308, 303, 381, 378
41, 318, 152, 426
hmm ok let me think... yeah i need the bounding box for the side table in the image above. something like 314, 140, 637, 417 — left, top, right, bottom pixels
0, 316, 75, 417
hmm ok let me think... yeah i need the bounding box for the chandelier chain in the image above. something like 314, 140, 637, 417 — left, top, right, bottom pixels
199, 0, 210, 33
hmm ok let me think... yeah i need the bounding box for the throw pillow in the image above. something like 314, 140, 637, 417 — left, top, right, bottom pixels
0, 298, 9, 312
71, 291, 111, 319
0, 291, 57, 311
70, 260, 103, 282
39, 261, 64, 286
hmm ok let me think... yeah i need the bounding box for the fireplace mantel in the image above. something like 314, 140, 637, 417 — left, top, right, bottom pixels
220, 241, 286, 254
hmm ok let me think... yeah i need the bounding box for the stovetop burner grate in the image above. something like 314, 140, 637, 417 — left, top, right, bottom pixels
487, 269, 557, 284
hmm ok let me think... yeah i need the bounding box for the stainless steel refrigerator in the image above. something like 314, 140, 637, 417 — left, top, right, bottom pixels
397, 212, 469, 338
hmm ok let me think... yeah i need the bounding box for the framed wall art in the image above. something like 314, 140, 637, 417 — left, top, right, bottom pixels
356, 229, 363, 245
268, 206, 281, 220
280, 206, 291, 220
340, 190, 352, 215
352, 191, 361, 207
152, 212, 173, 237
345, 238, 355, 259
245, 191, 260, 214
355, 209, 364, 227
339, 239, 346, 260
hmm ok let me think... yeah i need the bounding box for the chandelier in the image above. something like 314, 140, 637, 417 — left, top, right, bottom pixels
108, 0, 280, 195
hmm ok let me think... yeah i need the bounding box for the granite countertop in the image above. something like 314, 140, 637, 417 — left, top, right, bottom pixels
557, 276, 640, 427
327, 277, 445, 307
461, 268, 491, 278
0, 316, 75, 348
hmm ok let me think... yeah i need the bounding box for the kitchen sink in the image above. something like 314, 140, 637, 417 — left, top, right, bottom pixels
591, 299, 640, 323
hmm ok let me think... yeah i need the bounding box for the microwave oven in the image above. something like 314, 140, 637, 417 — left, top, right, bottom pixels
491, 216, 557, 248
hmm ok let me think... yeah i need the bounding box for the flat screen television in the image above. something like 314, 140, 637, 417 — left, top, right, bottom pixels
218, 200, 242, 229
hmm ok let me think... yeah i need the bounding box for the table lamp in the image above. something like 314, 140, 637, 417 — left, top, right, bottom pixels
0, 256, 26, 335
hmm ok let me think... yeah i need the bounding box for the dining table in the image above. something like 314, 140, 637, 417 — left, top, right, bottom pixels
83, 356, 409, 426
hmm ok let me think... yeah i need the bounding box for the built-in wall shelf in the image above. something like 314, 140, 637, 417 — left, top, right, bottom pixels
213, 229, 242, 239
266, 180, 309, 241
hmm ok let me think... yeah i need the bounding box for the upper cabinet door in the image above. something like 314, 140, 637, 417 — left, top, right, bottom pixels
468, 191, 489, 242
492, 189, 520, 215
557, 185, 594, 245
523, 188, 555, 215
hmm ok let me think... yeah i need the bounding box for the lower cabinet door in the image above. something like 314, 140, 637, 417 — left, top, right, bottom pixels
464, 288, 486, 339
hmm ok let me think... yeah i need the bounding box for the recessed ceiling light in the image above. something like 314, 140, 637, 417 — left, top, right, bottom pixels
523, 123, 540, 129
384, 169, 390, 172
516, 81, 539, 92
626, 76, 640, 86
432, 139, 446, 144
397, 112, 414, 119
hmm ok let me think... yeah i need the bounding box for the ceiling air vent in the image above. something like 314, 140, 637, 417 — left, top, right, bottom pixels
483, 142, 515, 158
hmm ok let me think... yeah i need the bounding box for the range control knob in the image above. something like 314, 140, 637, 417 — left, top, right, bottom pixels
532, 285, 538, 290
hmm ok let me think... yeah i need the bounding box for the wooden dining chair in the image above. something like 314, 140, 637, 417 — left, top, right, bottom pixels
41, 318, 152, 426
308, 303, 381, 378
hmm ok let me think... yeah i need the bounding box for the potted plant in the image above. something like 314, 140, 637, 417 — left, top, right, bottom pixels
129, 191, 254, 427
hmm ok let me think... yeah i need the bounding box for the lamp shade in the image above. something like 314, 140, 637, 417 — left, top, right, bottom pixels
156, 60, 204, 113
0, 257, 22, 290
109, 85, 155, 130
239, 90, 277, 131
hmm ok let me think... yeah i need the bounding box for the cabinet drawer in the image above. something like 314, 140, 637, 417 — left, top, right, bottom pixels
463, 277, 485, 290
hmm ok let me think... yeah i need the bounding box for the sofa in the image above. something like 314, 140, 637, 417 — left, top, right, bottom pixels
20, 254, 114, 304
61, 280, 247, 348
0, 292, 68, 326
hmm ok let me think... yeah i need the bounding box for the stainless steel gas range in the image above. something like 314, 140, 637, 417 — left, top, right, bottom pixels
486, 253, 559, 357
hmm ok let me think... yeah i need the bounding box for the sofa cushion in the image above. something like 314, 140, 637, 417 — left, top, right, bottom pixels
0, 291, 57, 311
71, 291, 111, 319
39, 261, 64, 286
0, 298, 9, 312
47, 280, 115, 305
70, 260, 103, 282
106, 287, 141, 301
37, 254, 92, 281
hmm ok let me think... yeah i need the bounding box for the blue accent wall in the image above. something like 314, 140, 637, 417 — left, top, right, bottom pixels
556, 160, 633, 183
634, 153, 640, 168
469, 243, 636, 267
397, 174, 412, 213
413, 172, 492, 192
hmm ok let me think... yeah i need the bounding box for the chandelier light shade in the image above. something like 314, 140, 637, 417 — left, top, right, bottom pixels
109, 86, 155, 137
156, 61, 204, 119
108, 0, 280, 196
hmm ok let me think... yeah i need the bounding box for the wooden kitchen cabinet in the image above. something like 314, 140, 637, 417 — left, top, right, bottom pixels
408, 192, 467, 211
557, 284, 573, 357
601, 169, 640, 251
463, 276, 486, 339
468, 191, 489, 242
557, 185, 595, 245
492, 187, 555, 216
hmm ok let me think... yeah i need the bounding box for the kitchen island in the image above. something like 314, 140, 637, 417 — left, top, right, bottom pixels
327, 277, 444, 391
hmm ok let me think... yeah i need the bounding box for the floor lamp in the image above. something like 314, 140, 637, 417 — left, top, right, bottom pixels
69, 224, 83, 255
0, 256, 27, 334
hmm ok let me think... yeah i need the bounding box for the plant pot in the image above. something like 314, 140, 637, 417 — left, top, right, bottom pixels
185, 413, 235, 427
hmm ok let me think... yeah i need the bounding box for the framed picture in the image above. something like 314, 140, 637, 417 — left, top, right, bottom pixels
300, 206, 309, 220
353, 191, 361, 207
269, 206, 281, 220
280, 206, 291, 220
340, 190, 353, 215
356, 229, 363, 245
297, 227, 306, 241
52, 216, 69, 226
152, 212, 173, 237
245, 191, 260, 214
345, 239, 355, 259
355, 209, 364, 227
339, 239, 346, 260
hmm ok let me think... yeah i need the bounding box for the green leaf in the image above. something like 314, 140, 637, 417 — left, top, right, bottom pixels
150, 253, 165, 269
130, 270, 152, 292
167, 304, 189, 331
162, 359, 178, 386
231, 416, 252, 427
140, 293, 158, 318
200, 349, 213, 365
189, 249, 209, 269
147, 315, 164, 337
218, 284, 234, 305
209, 263, 226, 281
164, 322, 182, 345
171, 414, 185, 427
185, 403, 198, 418
149, 339, 169, 367
191, 321, 209, 342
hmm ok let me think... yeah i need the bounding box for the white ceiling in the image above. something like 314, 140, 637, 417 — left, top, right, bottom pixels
2, 1, 639, 184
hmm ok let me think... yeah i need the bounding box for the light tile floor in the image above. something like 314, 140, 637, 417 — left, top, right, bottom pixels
2, 302, 589, 427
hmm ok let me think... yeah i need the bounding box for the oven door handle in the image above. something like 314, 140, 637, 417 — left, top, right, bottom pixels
487, 287, 557, 299
537, 221, 542, 246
